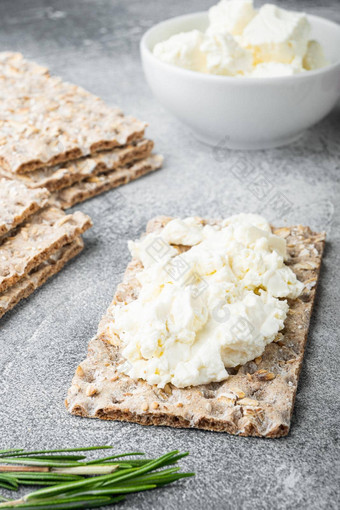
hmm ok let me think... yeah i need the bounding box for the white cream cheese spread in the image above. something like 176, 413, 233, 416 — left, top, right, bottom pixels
242, 4, 310, 65
207, 0, 256, 36
200, 31, 253, 76
152, 1, 328, 77
153, 30, 206, 72
303, 40, 329, 71
112, 214, 304, 389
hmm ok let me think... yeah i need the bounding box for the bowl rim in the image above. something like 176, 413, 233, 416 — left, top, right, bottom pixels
140, 11, 340, 83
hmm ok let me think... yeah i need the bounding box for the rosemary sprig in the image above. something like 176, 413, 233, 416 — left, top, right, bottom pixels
0, 447, 194, 509
0, 448, 112, 459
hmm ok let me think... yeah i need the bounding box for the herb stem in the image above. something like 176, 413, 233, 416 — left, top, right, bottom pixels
0, 468, 49, 474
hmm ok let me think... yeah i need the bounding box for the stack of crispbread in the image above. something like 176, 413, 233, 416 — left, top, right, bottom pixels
0, 52, 163, 208
0, 178, 92, 319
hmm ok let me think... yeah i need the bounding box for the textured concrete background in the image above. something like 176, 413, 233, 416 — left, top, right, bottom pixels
0, 1, 339, 509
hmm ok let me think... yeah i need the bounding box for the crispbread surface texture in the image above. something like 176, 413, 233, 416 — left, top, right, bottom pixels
0, 52, 146, 173
0, 140, 154, 192
52, 154, 163, 209
0, 238, 84, 319
0, 178, 49, 237
0, 206, 92, 293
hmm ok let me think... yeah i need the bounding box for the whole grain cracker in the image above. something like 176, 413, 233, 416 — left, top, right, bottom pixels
0, 178, 50, 237
66, 218, 325, 438
51, 154, 164, 209
0, 52, 49, 95
0, 140, 154, 192
0, 206, 92, 294
0, 237, 83, 319
0, 52, 146, 173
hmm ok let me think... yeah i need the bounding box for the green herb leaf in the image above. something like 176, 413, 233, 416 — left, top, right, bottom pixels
0, 448, 112, 459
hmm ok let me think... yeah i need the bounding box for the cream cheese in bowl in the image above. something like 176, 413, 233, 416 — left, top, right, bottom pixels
140, 2, 340, 148
152, 1, 328, 77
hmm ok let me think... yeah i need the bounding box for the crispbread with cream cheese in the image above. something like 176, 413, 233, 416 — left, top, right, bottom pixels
0, 237, 84, 319
0, 52, 146, 174
0, 178, 50, 237
0, 206, 92, 294
0, 139, 154, 192
51, 154, 164, 209
66, 217, 325, 437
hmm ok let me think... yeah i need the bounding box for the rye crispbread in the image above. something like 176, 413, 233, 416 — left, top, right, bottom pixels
0, 52, 49, 94
0, 207, 92, 294
0, 140, 154, 192
0, 179, 50, 237
0, 237, 83, 319
0, 52, 146, 174
51, 154, 164, 209
66, 217, 325, 438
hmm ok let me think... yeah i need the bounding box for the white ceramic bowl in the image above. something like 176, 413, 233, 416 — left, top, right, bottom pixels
140, 12, 340, 149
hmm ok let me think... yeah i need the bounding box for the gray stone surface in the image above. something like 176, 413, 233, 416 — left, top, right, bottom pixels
0, 0, 339, 508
